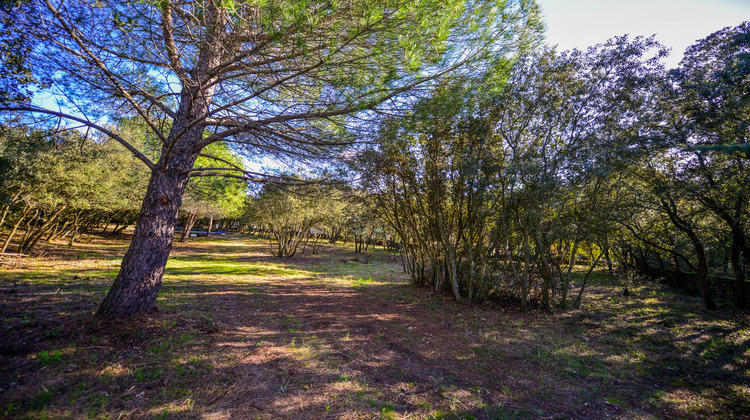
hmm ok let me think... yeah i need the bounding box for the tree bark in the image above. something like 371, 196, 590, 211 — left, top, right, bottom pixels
437, 212, 461, 302
573, 250, 604, 308
20, 205, 66, 254
730, 230, 747, 308
18, 209, 40, 249
96, 160, 194, 318
661, 198, 716, 310
180, 211, 198, 242
101, 214, 113, 233
559, 234, 581, 310
533, 228, 552, 308
96, 86, 212, 317
1, 203, 31, 254
521, 225, 531, 312
693, 236, 717, 310
0, 191, 22, 230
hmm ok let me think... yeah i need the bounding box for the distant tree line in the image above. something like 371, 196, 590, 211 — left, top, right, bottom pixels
0, 123, 145, 254
0, 118, 247, 253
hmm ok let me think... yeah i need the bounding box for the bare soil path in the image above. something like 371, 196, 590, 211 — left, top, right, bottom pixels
1, 234, 748, 418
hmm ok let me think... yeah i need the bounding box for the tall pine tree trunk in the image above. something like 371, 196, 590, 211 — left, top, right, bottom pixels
96, 160, 191, 317
96, 94, 208, 318
96, 2, 230, 318
96, 154, 195, 318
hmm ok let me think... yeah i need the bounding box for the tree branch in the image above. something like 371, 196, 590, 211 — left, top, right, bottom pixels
0, 105, 155, 170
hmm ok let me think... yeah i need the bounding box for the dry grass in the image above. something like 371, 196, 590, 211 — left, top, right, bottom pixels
1, 233, 749, 419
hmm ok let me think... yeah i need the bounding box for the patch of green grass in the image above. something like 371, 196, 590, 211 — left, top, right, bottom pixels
605, 396, 625, 408
426, 409, 479, 420
35, 349, 63, 366
352, 276, 377, 286
379, 402, 396, 419
284, 315, 300, 332
25, 389, 57, 410
135, 367, 164, 381
166, 256, 305, 278
4, 235, 750, 419
3, 402, 17, 418
148, 334, 194, 356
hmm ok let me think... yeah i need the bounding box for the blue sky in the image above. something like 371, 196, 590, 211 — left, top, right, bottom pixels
540, 0, 750, 67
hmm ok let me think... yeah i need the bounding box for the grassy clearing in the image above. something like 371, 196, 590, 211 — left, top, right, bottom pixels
1, 233, 748, 419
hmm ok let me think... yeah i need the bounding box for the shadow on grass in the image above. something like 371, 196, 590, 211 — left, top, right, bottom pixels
1, 235, 749, 419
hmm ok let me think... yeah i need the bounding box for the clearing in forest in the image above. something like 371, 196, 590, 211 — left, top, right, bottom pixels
1, 234, 749, 419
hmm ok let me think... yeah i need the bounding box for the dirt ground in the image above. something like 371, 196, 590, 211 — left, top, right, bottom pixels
1, 234, 749, 419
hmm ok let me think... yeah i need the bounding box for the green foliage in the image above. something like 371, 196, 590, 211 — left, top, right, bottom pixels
355, 36, 666, 308
673, 21, 750, 158
0, 123, 150, 252
1, 0, 544, 316
616, 21, 750, 308
0, 124, 148, 212
245, 180, 337, 256
183, 141, 248, 219
0, 0, 39, 102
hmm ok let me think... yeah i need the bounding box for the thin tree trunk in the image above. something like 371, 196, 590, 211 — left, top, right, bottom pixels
730, 230, 747, 308
1, 203, 31, 254
18, 209, 40, 249
661, 198, 716, 310
533, 228, 552, 308
437, 213, 461, 301
101, 215, 113, 233
502, 216, 522, 297
67, 211, 83, 246
693, 237, 717, 310
50, 219, 73, 242
573, 250, 604, 308
80, 214, 99, 235
22, 205, 66, 254
0, 203, 10, 231
180, 212, 198, 242
467, 237, 474, 301
603, 235, 613, 274
302, 229, 310, 254
45, 219, 62, 242
560, 233, 581, 310
0, 190, 22, 229
521, 225, 531, 312
112, 216, 132, 234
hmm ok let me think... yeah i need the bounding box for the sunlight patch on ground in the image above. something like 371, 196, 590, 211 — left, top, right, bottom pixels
2, 235, 749, 419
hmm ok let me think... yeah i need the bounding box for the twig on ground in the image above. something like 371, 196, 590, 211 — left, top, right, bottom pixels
335, 351, 373, 367
206, 384, 236, 405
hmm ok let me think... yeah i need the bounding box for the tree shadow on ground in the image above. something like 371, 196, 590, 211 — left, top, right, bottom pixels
1, 235, 748, 419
